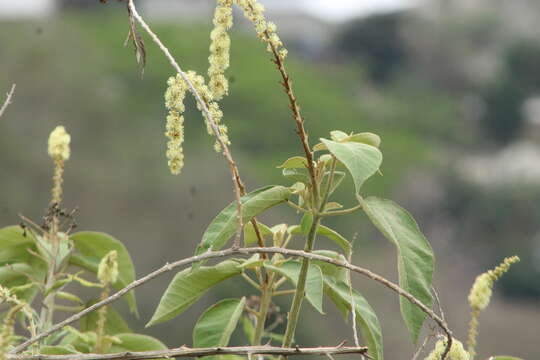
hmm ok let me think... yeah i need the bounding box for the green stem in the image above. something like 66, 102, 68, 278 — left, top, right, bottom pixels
319, 158, 337, 213
281, 215, 321, 348
253, 273, 275, 345
320, 203, 363, 217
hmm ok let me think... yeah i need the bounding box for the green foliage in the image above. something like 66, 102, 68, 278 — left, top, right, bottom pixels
360, 197, 434, 342
195, 186, 291, 256
0, 2, 522, 360
147, 260, 242, 326
264, 261, 324, 314
324, 279, 383, 360
70, 232, 138, 314
193, 298, 246, 348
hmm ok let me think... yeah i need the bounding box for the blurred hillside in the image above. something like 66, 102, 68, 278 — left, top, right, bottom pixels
1, 0, 539, 359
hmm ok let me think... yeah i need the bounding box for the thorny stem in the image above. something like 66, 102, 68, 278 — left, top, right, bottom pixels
7, 345, 369, 360
263, 29, 318, 205
281, 215, 321, 349
9, 246, 452, 357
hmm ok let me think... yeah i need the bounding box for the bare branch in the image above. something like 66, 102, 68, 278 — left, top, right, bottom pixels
9, 246, 452, 355
0, 84, 16, 119
8, 346, 368, 360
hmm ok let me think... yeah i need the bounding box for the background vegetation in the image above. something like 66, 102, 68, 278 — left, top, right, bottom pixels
1, 1, 539, 358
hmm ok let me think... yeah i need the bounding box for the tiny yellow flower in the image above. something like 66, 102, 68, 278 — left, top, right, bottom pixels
425, 338, 470, 360
48, 126, 71, 161
97, 250, 119, 286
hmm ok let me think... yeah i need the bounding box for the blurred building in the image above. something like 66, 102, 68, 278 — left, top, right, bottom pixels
0, 0, 57, 19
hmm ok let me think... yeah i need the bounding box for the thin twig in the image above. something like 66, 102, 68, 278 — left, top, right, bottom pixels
7, 346, 368, 360
0, 83, 16, 119
9, 247, 452, 356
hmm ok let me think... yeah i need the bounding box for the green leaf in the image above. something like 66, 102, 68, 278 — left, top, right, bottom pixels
264, 261, 324, 314
147, 260, 242, 327
108, 333, 167, 354
361, 197, 434, 342
196, 186, 291, 256
289, 225, 351, 254
243, 222, 272, 246
193, 298, 246, 351
311, 250, 348, 283
299, 212, 314, 234
330, 130, 349, 141
0, 226, 35, 265
321, 139, 382, 194
277, 156, 308, 169
39, 345, 80, 355
69, 232, 137, 314
344, 132, 381, 148
282, 168, 311, 184
80, 299, 131, 335
241, 316, 255, 344
324, 278, 383, 360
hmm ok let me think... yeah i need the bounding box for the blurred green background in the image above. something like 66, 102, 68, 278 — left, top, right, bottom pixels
1, 0, 539, 359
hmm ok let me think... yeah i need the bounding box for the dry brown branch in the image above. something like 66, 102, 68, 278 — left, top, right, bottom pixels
9, 246, 452, 355
0, 84, 16, 119
8, 345, 368, 360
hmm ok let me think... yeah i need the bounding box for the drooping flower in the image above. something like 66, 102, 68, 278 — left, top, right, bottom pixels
208, 0, 233, 100
97, 250, 119, 286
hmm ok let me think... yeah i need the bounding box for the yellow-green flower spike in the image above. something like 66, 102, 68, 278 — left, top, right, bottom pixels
97, 250, 119, 286
234, 0, 287, 58
467, 256, 520, 359
48, 126, 71, 161
425, 338, 470, 360
164, 74, 189, 174
208, 0, 233, 100
47, 126, 71, 205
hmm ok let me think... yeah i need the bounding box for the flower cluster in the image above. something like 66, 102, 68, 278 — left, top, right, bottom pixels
47, 126, 71, 204
468, 256, 519, 311
208, 0, 233, 100
425, 338, 470, 360
164, 74, 189, 174
235, 0, 288, 60
48, 125, 71, 161
97, 250, 119, 286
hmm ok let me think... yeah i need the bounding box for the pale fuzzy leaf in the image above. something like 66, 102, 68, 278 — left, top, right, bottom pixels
243, 222, 272, 246
344, 132, 381, 148
321, 139, 382, 194
277, 156, 308, 169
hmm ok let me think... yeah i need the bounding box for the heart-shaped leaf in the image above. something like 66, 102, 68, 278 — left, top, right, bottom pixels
321, 139, 382, 194
361, 197, 434, 343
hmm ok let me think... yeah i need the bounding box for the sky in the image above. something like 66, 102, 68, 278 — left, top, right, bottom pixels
269, 0, 416, 22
